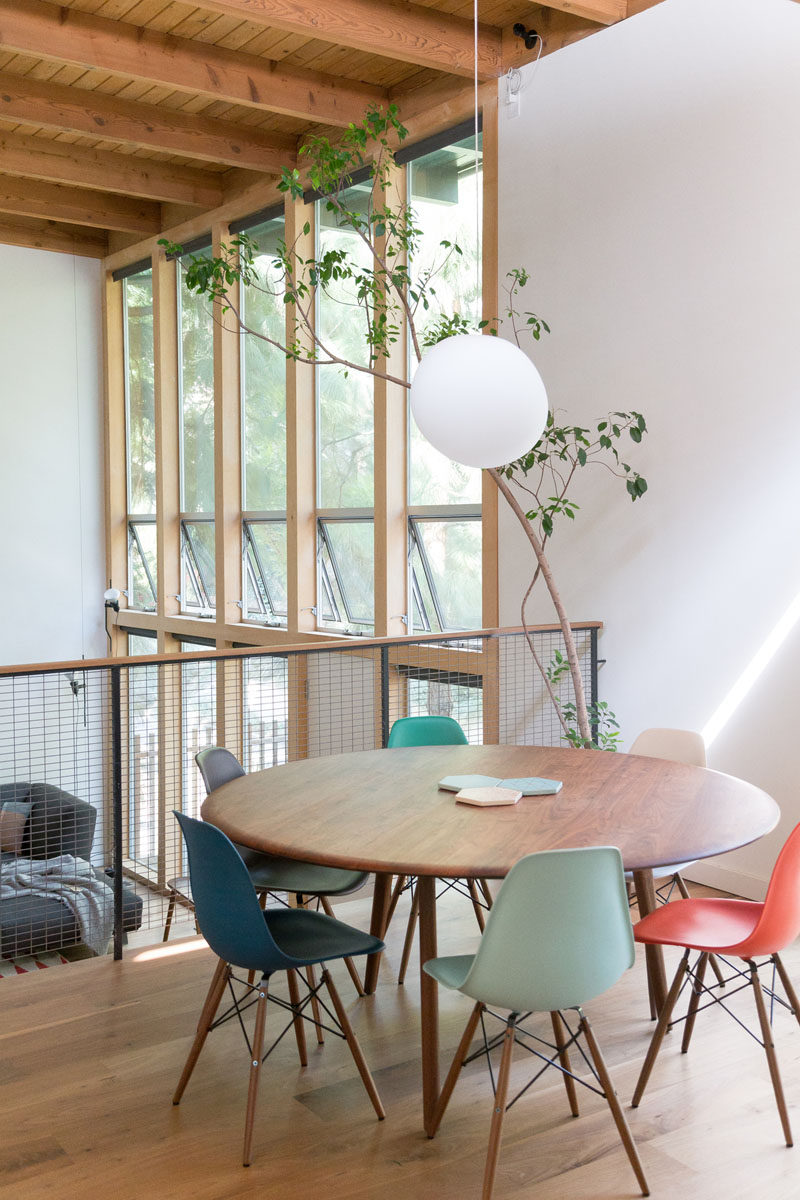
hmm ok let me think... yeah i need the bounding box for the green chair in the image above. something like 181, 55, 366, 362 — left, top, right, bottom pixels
424, 846, 649, 1200
384, 715, 492, 984
171, 812, 385, 1167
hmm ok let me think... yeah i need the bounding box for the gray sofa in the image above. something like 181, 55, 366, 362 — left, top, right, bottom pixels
0, 782, 143, 959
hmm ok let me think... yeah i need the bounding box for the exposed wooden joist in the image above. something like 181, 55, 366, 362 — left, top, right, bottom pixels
0, 211, 106, 257
180, 0, 503, 79
0, 131, 223, 208
0, 172, 162, 233
532, 0, 625, 24
0, 71, 297, 172
0, 0, 385, 129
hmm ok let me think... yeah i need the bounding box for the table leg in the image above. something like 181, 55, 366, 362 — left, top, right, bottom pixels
417, 875, 439, 1136
632, 868, 667, 1018
364, 872, 392, 994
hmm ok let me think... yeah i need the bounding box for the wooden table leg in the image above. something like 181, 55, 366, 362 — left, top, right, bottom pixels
364, 872, 392, 994
632, 868, 667, 1018
417, 875, 439, 1136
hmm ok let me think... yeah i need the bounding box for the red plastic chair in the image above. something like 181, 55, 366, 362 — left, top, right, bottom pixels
631, 821, 800, 1146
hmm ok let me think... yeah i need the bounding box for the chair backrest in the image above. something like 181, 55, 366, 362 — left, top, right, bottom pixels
173, 811, 297, 974
733, 822, 800, 958
458, 846, 634, 1013
195, 746, 246, 795
387, 715, 468, 748
629, 728, 706, 768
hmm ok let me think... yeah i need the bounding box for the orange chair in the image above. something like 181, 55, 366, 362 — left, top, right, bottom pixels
632, 821, 800, 1146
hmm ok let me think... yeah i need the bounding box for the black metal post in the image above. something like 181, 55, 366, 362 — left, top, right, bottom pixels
110, 665, 124, 960
380, 645, 390, 747
590, 626, 599, 746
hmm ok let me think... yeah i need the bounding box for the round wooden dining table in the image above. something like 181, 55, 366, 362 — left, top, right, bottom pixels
201, 743, 779, 1135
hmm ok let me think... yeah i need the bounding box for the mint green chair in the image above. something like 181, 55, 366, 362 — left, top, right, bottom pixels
424, 846, 649, 1199
385, 715, 492, 984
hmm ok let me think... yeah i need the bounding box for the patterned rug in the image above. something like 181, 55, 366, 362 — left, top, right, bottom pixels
0, 951, 69, 978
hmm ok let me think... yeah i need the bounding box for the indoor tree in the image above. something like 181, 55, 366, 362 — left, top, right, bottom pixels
162, 105, 647, 748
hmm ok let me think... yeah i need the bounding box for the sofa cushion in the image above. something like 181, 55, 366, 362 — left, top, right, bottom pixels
0, 809, 26, 853
19, 785, 97, 861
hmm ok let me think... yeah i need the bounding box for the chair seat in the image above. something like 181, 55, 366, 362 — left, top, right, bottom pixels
635, 896, 763, 953
236, 845, 367, 897
423, 953, 475, 991
257, 907, 382, 970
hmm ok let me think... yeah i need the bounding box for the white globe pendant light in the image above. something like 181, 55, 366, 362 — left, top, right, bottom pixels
409, 334, 549, 469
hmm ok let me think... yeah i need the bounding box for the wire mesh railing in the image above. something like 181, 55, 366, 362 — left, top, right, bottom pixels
0, 624, 599, 961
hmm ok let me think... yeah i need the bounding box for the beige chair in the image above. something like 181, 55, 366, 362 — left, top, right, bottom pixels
629, 727, 724, 988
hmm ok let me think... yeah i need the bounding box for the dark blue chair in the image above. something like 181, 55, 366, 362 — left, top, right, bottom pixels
171, 812, 385, 1166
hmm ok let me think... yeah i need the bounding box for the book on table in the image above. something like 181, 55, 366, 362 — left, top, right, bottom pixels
439, 774, 563, 796
454, 786, 523, 807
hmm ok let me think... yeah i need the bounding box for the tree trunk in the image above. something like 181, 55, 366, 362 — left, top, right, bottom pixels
489, 468, 593, 746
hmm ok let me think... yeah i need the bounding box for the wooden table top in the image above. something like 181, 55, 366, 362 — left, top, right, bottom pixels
201, 744, 780, 878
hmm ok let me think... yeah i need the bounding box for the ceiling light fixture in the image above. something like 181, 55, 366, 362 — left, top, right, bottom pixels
409, 2, 549, 470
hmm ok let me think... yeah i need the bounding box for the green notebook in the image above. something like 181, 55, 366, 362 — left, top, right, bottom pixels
438, 774, 562, 796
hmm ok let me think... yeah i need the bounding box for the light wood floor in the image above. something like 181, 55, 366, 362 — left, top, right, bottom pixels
3, 885, 800, 1200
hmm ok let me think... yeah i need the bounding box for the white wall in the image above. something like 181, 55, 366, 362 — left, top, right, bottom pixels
0, 245, 106, 666
498, 0, 800, 896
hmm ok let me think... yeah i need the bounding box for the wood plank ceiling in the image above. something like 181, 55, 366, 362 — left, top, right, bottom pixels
0, 0, 665, 259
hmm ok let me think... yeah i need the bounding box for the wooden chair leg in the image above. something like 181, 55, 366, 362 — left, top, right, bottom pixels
551, 1010, 580, 1117
322, 968, 385, 1120
242, 982, 269, 1167
581, 1013, 649, 1196
773, 953, 800, 1029
398, 887, 419, 985
468, 880, 487, 932
632, 949, 690, 1108
162, 891, 177, 942
304, 963, 325, 1045
482, 1016, 516, 1200
681, 952, 708, 1053
286, 969, 308, 1067
319, 895, 365, 996
429, 1002, 484, 1138
383, 874, 409, 933
479, 878, 494, 909
173, 958, 230, 1104
751, 961, 793, 1147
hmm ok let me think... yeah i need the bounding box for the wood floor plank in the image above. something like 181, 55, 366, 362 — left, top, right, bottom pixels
1, 883, 799, 1198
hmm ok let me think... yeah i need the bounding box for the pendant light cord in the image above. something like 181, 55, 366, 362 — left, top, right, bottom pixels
474, 0, 480, 305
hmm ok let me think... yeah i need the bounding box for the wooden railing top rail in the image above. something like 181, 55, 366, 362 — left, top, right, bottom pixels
0, 621, 602, 678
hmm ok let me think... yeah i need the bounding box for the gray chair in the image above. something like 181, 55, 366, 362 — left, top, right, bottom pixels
165, 747, 369, 995
0, 782, 142, 958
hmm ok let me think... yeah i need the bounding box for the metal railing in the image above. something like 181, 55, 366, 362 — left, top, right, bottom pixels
0, 624, 600, 960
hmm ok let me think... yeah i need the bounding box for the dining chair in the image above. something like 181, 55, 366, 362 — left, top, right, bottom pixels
423, 845, 649, 1199
384, 715, 492, 985
628, 727, 724, 992
166, 747, 370, 996
631, 820, 800, 1147
171, 812, 385, 1166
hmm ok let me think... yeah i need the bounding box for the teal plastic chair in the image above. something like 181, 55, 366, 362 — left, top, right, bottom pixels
424, 846, 649, 1199
171, 813, 385, 1167
384, 716, 492, 984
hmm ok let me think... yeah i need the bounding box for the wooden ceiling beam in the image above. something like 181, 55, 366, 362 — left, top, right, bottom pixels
0, 0, 385, 128
0, 131, 223, 208
531, 0, 625, 23
0, 72, 296, 172
0, 212, 107, 257
182, 0, 503, 78
0, 173, 162, 234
